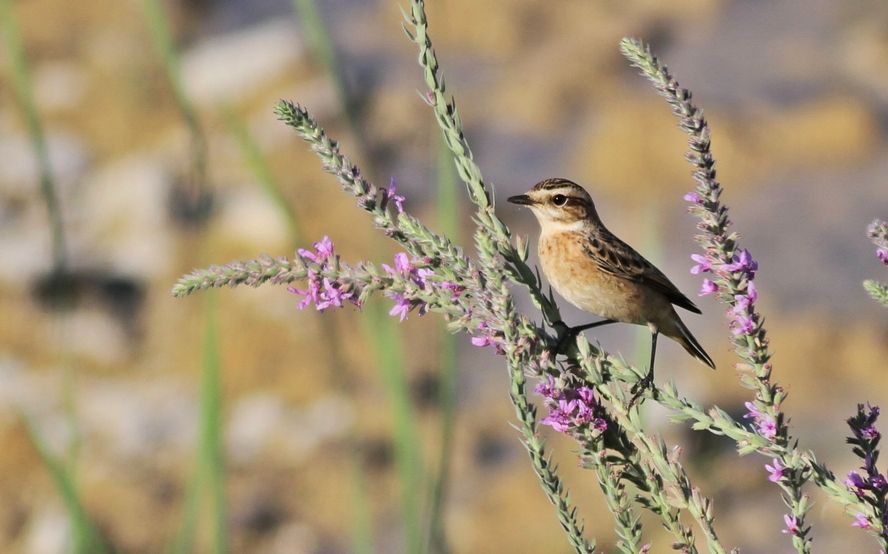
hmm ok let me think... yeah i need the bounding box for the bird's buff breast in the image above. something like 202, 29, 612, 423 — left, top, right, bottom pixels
538, 231, 655, 325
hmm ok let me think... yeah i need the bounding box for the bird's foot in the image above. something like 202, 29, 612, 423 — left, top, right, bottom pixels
554, 323, 579, 354
628, 371, 655, 408
552, 319, 616, 355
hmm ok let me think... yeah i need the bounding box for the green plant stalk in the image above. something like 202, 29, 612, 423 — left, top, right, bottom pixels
140, 0, 207, 194
403, 2, 594, 549
619, 36, 810, 553
224, 111, 303, 245
425, 135, 461, 554
200, 293, 227, 554
225, 108, 377, 550
363, 301, 424, 553
170, 463, 202, 554
350, 450, 376, 554
290, 0, 362, 148
0, 0, 67, 272
19, 413, 110, 554
170, 293, 227, 554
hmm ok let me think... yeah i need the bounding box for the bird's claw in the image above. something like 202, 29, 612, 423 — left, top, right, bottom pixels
628, 372, 655, 408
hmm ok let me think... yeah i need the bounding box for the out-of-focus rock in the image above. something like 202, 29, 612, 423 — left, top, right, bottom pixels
75, 155, 174, 278
572, 93, 881, 199
181, 20, 305, 106
0, 131, 89, 198
33, 62, 90, 112
78, 377, 197, 462
23, 502, 69, 554
211, 187, 290, 256
227, 393, 353, 466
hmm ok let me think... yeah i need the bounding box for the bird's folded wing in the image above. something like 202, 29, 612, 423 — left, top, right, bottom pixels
584, 232, 702, 314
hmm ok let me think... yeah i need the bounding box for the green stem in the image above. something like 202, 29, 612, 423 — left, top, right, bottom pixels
0, 0, 67, 273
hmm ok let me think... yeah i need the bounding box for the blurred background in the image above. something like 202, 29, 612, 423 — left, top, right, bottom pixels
1, 0, 888, 552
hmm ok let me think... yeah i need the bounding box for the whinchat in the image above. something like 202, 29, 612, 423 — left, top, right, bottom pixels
508, 178, 714, 394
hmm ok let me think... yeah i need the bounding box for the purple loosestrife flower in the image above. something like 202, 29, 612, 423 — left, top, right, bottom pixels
847, 471, 867, 495
699, 278, 718, 296
470, 322, 505, 353
723, 248, 758, 279
385, 177, 405, 214
758, 415, 777, 441
317, 278, 353, 310
878, 248, 888, 265
537, 382, 607, 434
683, 191, 703, 204
290, 270, 321, 310
852, 513, 871, 530
690, 254, 712, 274
534, 375, 559, 399
766, 458, 785, 483
744, 401, 777, 442
731, 314, 755, 336
388, 293, 411, 322
298, 235, 335, 263
782, 514, 800, 536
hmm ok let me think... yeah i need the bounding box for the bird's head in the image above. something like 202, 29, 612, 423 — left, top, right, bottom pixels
507, 178, 599, 232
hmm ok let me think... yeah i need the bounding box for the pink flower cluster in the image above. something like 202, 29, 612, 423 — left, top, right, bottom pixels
470, 321, 505, 354
289, 236, 361, 311
383, 252, 464, 322
534, 376, 608, 434
689, 247, 760, 336
744, 401, 777, 442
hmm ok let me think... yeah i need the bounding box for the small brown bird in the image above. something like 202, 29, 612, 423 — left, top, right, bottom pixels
508, 178, 714, 393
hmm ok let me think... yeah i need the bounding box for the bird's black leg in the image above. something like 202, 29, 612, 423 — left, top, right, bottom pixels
554, 319, 616, 353
630, 331, 658, 406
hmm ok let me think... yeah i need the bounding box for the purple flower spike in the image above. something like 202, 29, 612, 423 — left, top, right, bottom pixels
731, 314, 755, 336
758, 415, 777, 441
699, 278, 718, 296
534, 375, 558, 399
877, 248, 888, 265
690, 254, 712, 275
765, 458, 785, 483
782, 514, 800, 536
851, 512, 871, 530
388, 294, 411, 322
315, 236, 334, 259
683, 191, 704, 204
387, 177, 406, 214
846, 471, 866, 493
724, 248, 758, 279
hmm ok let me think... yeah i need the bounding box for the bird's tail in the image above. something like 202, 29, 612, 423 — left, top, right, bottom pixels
666, 315, 715, 369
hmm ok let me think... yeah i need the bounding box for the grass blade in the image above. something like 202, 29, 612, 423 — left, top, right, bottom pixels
0, 0, 67, 272
19, 413, 110, 554
200, 293, 227, 554
425, 135, 460, 554
140, 0, 207, 201
170, 292, 226, 554
362, 302, 423, 553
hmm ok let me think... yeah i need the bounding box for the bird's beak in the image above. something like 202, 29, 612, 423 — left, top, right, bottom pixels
507, 194, 534, 206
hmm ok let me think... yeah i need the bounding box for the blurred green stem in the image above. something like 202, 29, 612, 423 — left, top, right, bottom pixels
425, 135, 460, 554
200, 293, 227, 554
171, 293, 227, 554
226, 110, 375, 551
363, 303, 423, 553
19, 413, 110, 554
0, 0, 67, 273
140, 0, 207, 198
290, 0, 359, 136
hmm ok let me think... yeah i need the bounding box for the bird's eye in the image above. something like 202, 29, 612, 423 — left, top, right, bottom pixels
552, 194, 567, 206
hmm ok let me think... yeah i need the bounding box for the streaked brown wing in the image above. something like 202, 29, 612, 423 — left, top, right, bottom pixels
583, 229, 702, 314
